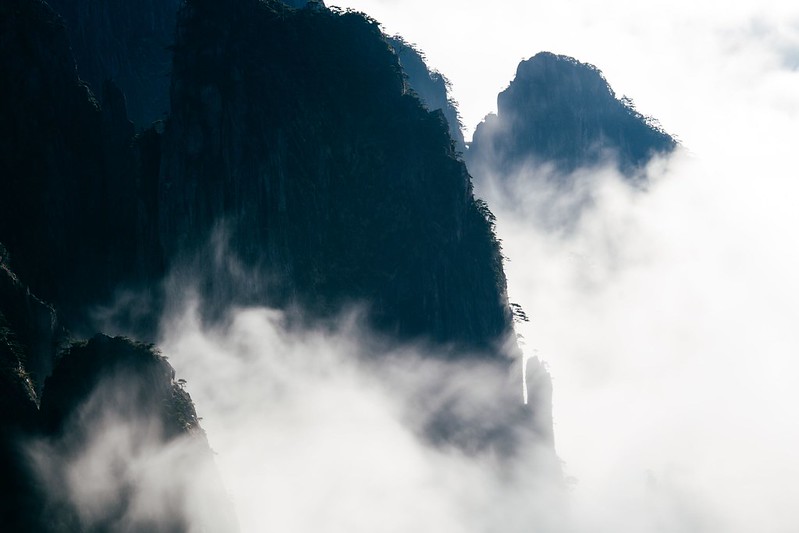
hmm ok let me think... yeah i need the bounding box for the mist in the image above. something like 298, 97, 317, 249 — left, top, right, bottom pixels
319, 1, 799, 529
479, 130, 799, 531
156, 298, 565, 533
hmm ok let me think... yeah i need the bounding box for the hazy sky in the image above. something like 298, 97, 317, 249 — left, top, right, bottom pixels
330, 0, 799, 146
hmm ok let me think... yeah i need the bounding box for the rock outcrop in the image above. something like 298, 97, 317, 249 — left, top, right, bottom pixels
0, 245, 54, 531
468, 52, 677, 183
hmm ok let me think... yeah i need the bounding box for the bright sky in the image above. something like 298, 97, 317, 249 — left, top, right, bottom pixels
329, 0, 799, 147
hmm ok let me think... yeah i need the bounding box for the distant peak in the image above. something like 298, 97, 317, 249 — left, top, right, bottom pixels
468, 51, 677, 181
509, 52, 615, 103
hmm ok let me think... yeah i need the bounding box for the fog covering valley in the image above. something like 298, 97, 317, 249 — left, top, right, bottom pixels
1, 0, 798, 532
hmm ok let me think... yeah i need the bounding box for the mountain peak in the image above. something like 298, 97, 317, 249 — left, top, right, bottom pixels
469, 51, 677, 180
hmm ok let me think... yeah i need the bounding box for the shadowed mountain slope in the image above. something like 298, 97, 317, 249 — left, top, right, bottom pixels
160, 0, 513, 353
0, 0, 163, 331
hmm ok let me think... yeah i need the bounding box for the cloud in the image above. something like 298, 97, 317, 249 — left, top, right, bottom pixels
157, 301, 566, 533
473, 137, 799, 532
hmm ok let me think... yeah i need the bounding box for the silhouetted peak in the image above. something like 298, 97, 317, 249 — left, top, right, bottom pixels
469, 51, 677, 180
501, 52, 615, 116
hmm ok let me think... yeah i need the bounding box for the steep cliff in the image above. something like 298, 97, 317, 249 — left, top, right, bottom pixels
0, 0, 106, 307
468, 52, 676, 182
161, 0, 513, 353
0, 0, 517, 355
0, 0, 563, 527
388, 36, 466, 152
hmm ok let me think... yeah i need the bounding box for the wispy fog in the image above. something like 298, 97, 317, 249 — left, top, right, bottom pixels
27, 364, 236, 532
481, 147, 799, 531
158, 299, 564, 532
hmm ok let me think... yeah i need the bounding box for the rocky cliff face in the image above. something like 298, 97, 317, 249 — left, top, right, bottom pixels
468, 52, 676, 183
0, 0, 106, 307
388, 36, 466, 153
0, 245, 64, 395
1, 0, 554, 525
161, 0, 512, 353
